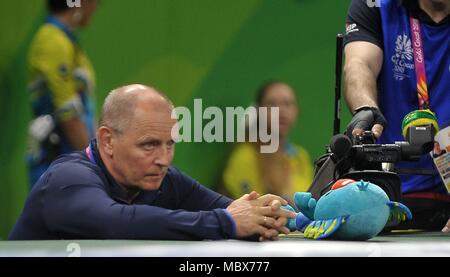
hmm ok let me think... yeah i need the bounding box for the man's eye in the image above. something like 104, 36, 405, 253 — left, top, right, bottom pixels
143, 142, 158, 149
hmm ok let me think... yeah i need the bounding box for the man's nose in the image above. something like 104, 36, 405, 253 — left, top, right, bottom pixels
155, 146, 171, 167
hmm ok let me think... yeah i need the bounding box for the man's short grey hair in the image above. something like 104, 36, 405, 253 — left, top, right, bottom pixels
98, 87, 139, 133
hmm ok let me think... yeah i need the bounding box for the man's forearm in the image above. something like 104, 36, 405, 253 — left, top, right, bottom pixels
344, 59, 379, 112
343, 41, 383, 112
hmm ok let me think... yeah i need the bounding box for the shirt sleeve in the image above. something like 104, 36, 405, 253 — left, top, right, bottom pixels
30, 27, 82, 121
168, 166, 234, 211
42, 163, 236, 240
344, 0, 384, 49
165, 167, 238, 238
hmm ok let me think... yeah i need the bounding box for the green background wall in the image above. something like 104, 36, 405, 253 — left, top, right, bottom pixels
0, 0, 352, 239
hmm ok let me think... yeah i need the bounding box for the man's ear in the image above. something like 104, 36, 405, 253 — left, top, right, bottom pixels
97, 126, 114, 156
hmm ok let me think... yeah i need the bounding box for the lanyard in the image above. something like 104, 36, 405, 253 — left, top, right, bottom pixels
86, 144, 97, 165
409, 16, 430, 110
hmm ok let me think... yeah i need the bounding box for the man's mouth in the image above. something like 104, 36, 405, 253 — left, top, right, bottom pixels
147, 172, 166, 178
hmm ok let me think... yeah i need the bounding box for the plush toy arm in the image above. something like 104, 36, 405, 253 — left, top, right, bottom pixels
293, 192, 317, 220
282, 205, 298, 232
295, 212, 313, 232
283, 208, 315, 233
303, 216, 349, 240
386, 201, 412, 226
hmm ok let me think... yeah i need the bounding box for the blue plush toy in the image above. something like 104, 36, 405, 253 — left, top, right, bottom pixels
285, 179, 412, 241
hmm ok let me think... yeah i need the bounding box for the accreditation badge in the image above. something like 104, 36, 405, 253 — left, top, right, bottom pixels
431, 125, 450, 193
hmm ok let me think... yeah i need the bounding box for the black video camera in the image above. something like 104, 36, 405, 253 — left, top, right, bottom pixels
309, 124, 436, 202
350, 124, 435, 167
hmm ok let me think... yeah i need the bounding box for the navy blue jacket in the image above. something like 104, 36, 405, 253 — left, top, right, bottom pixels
9, 140, 235, 240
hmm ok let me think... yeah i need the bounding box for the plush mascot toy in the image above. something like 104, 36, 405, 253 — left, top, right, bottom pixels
285, 179, 412, 241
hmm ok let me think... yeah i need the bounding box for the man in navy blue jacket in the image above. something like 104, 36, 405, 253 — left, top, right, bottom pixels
9, 84, 295, 241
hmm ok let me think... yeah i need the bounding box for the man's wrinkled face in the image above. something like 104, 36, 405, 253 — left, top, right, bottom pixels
110, 104, 176, 191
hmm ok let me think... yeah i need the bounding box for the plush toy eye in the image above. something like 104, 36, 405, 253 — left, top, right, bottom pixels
331, 179, 356, 190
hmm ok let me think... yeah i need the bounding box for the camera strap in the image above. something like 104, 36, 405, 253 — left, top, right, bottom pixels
409, 16, 430, 110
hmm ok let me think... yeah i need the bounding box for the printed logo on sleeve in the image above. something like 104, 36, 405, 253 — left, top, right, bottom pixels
346, 23, 359, 35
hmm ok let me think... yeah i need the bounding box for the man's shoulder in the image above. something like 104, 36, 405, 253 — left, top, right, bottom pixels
164, 166, 192, 184
348, 0, 381, 13
44, 151, 104, 187
162, 166, 205, 192
345, 0, 384, 49
349, 0, 400, 9
31, 24, 73, 53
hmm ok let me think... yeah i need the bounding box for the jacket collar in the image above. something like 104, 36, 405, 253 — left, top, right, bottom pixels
87, 139, 141, 204
46, 16, 79, 44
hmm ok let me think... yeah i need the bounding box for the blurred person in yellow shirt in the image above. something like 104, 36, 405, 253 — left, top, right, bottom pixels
27, 0, 98, 186
223, 81, 313, 204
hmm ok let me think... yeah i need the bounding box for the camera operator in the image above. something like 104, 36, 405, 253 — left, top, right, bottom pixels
343, 0, 449, 231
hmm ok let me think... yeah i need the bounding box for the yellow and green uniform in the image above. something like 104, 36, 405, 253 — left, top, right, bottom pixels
223, 142, 314, 201
27, 16, 96, 186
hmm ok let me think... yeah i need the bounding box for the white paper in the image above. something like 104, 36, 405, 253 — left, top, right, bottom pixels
431, 126, 450, 193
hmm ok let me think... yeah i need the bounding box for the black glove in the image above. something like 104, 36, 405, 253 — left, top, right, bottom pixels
346, 106, 387, 141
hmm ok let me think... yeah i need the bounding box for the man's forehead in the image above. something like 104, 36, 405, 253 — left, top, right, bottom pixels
133, 110, 176, 126
130, 107, 176, 131
134, 103, 174, 120
125, 119, 174, 143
